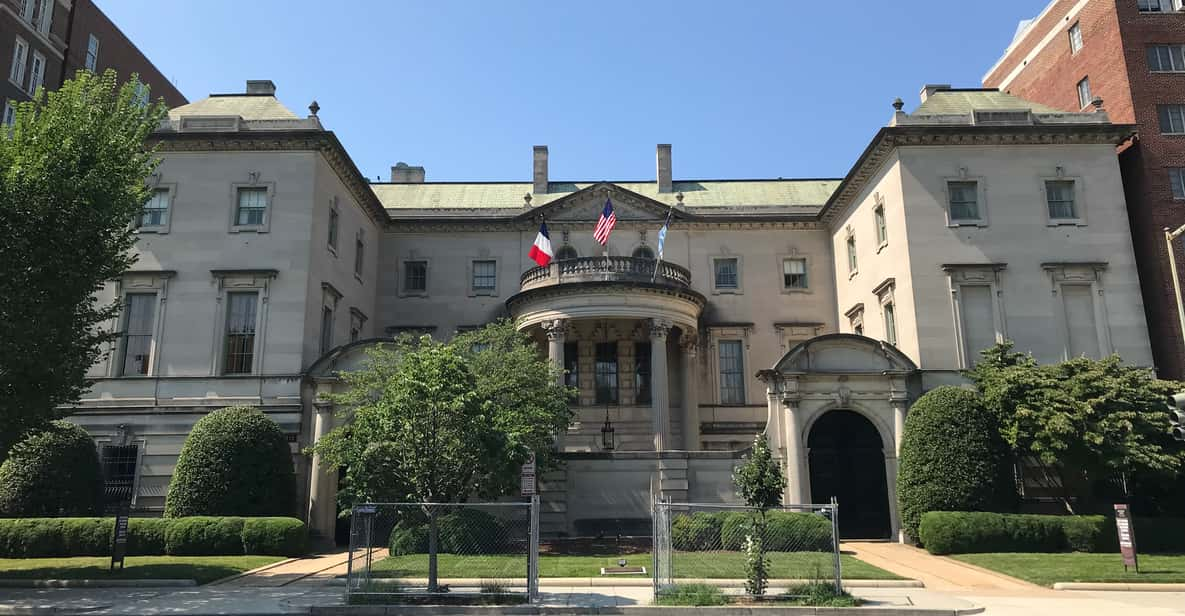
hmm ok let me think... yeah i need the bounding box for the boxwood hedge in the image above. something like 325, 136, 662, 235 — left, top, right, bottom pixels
0, 516, 307, 557
0, 421, 103, 517
386, 509, 508, 555
677, 511, 832, 552
918, 511, 1185, 555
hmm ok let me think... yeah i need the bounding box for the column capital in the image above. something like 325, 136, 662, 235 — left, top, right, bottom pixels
678, 331, 699, 356
542, 318, 569, 341
649, 318, 673, 340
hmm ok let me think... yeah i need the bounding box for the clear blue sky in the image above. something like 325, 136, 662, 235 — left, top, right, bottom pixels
100, 0, 1043, 183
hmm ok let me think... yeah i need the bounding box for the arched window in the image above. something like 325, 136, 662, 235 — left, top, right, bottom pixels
555, 245, 578, 260
632, 245, 655, 260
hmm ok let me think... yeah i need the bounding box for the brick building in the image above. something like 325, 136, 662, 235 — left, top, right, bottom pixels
985, 0, 1185, 379
2, 0, 185, 125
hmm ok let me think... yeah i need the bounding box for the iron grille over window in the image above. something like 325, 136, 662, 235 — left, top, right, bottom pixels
236, 187, 268, 226
100, 444, 138, 509
224, 292, 257, 374
404, 261, 427, 292
718, 340, 744, 404
121, 294, 156, 375
594, 342, 618, 404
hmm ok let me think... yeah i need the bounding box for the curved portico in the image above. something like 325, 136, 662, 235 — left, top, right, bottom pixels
507, 256, 705, 452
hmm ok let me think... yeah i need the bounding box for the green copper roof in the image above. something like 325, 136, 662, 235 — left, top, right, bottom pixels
913, 89, 1062, 115
375, 179, 841, 211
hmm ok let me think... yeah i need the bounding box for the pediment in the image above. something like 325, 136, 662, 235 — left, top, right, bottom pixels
519, 182, 688, 223
773, 333, 917, 374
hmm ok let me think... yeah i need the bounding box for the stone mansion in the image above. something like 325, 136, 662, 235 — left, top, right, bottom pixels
70, 80, 1152, 542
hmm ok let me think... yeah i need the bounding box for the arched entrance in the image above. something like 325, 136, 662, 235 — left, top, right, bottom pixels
807, 410, 891, 539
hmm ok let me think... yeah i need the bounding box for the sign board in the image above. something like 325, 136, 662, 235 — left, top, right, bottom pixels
520, 452, 536, 496
1114, 504, 1139, 572
110, 507, 130, 571
354, 504, 377, 515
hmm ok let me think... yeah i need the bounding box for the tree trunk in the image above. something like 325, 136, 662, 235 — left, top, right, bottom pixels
428, 510, 439, 592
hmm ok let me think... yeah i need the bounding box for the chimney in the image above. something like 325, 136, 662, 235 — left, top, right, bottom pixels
919, 84, 951, 103
390, 162, 425, 183
656, 144, 673, 193
533, 145, 548, 194
246, 80, 277, 96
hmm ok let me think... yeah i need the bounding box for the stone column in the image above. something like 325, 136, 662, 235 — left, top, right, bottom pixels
782, 395, 808, 504
650, 319, 671, 451
680, 335, 700, 451
542, 319, 568, 450
888, 393, 909, 541
307, 401, 338, 543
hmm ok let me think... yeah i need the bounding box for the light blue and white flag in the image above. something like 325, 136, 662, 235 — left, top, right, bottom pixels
652, 207, 674, 282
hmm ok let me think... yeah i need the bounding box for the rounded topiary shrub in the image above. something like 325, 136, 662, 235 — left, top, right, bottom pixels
437, 509, 505, 554
672, 512, 724, 551
164, 406, 296, 517
390, 523, 430, 555
897, 386, 1013, 541
0, 421, 102, 517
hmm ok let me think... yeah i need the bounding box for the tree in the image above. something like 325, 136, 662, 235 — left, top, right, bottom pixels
896, 386, 1013, 541
966, 342, 1185, 513
0, 70, 167, 460
732, 434, 783, 596
0, 420, 103, 516
164, 406, 297, 517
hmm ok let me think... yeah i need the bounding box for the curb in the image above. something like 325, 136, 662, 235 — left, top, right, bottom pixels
325, 578, 923, 589
312, 606, 982, 616
1052, 582, 1185, 592
208, 557, 302, 586
0, 579, 196, 588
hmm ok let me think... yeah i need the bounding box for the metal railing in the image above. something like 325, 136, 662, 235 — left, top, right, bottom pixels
520, 256, 692, 291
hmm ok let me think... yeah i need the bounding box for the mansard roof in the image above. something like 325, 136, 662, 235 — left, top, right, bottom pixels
912, 88, 1062, 115
168, 93, 301, 121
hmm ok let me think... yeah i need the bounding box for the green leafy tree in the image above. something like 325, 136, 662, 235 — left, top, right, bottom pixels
732, 434, 783, 596
896, 386, 1014, 540
312, 322, 571, 590
0, 70, 166, 459
0, 420, 103, 516
966, 342, 1185, 513
164, 406, 297, 517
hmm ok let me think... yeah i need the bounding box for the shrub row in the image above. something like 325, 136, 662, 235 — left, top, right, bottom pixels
919, 511, 1185, 555
0, 516, 307, 558
388, 508, 508, 555
672, 511, 832, 552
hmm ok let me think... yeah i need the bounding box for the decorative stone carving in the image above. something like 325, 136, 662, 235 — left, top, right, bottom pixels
649, 319, 672, 340
542, 318, 568, 341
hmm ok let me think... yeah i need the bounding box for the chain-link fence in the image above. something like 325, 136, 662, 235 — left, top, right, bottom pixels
346, 499, 539, 604
653, 500, 841, 595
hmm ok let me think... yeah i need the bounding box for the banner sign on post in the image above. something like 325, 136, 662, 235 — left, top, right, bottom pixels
1114, 504, 1139, 573
520, 452, 536, 496
110, 505, 130, 571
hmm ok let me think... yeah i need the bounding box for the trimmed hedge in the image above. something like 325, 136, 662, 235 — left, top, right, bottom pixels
0, 421, 103, 517
0, 516, 307, 558
897, 387, 1013, 541
165, 406, 297, 518
918, 511, 1185, 555
385, 509, 506, 554
389, 523, 430, 556
679, 511, 832, 552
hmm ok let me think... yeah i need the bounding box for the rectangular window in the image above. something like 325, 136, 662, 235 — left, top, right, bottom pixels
846, 236, 857, 274
634, 341, 652, 405
404, 260, 427, 292
140, 188, 170, 228
1077, 76, 1092, 109
1148, 44, 1185, 71
327, 208, 339, 250
354, 237, 365, 277
223, 292, 258, 374
1045, 180, 1078, 220
28, 51, 44, 94
1068, 22, 1083, 54
320, 306, 333, 355
132, 82, 148, 108
472, 260, 496, 292
594, 342, 618, 404
1159, 104, 1185, 134
782, 258, 808, 289
21, 0, 34, 20
86, 34, 100, 71
1139, 0, 1174, 11
32, 0, 50, 32
883, 301, 898, 345
714, 258, 738, 289
235, 187, 268, 226
874, 204, 887, 245
718, 340, 745, 404
1062, 284, 1100, 359
947, 181, 980, 222
9, 38, 27, 87
349, 315, 361, 342
1170, 168, 1185, 199
959, 285, 996, 367
100, 444, 138, 508
2, 103, 14, 127
120, 293, 156, 376
563, 342, 579, 402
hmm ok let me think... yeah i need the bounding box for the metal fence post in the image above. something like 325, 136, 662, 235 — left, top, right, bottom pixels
830, 496, 842, 593
528, 495, 540, 603
345, 508, 355, 603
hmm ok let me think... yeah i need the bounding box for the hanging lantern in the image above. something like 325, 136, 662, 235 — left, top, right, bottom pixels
601, 407, 615, 451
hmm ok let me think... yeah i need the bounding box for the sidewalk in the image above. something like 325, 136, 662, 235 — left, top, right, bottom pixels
212, 550, 387, 588
843, 541, 1050, 593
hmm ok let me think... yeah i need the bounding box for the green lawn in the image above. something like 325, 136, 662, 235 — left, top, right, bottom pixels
0, 555, 285, 585
952, 553, 1185, 586
372, 551, 900, 580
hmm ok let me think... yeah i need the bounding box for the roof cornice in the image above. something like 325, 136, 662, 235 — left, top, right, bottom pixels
818, 123, 1136, 227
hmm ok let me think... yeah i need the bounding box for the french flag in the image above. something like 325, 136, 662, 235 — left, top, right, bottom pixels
528, 222, 554, 267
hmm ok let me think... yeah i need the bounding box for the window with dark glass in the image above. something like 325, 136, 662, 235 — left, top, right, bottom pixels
947, 181, 980, 222
121, 293, 156, 375
1045, 180, 1077, 220
783, 258, 807, 289
354, 237, 365, 277
1159, 104, 1185, 134
714, 258, 738, 289
224, 292, 258, 374
320, 306, 333, 355
140, 188, 170, 228
556, 245, 578, 260
404, 260, 427, 292
594, 342, 618, 404
632, 245, 655, 260
718, 340, 744, 404
235, 187, 268, 226
100, 444, 138, 509
563, 342, 580, 397
472, 260, 496, 292
328, 208, 339, 250
634, 341, 652, 404
1148, 44, 1185, 72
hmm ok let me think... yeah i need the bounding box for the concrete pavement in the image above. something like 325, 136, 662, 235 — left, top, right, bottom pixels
843, 542, 1049, 593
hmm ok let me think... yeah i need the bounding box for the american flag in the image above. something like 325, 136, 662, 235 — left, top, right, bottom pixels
593, 198, 616, 245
